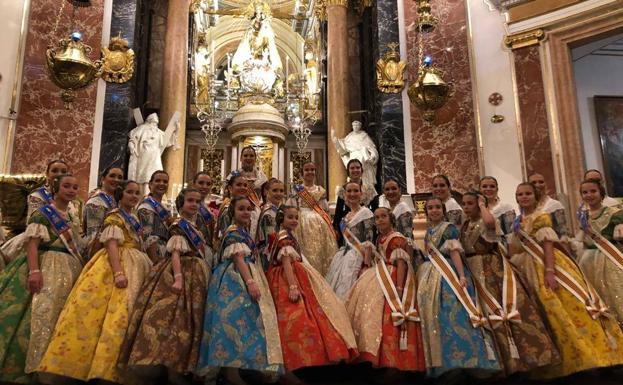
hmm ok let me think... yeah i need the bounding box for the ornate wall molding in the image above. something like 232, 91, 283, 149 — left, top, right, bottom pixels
504, 28, 545, 49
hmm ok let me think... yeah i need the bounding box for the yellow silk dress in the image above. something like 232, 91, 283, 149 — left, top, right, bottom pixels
38, 210, 152, 384
510, 212, 623, 379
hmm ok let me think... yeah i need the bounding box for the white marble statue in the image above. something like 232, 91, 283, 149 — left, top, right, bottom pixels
332, 120, 379, 188
128, 111, 180, 188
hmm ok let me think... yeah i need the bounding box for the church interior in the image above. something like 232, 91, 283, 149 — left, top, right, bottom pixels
1, 0, 623, 384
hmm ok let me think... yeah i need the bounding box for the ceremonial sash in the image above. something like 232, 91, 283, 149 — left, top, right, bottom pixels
39, 205, 84, 264
340, 220, 367, 261
245, 186, 262, 207
199, 203, 213, 223
178, 218, 206, 259
374, 234, 419, 350
516, 229, 611, 320
295, 184, 337, 240
428, 244, 497, 360
471, 246, 521, 359
36, 187, 53, 204
99, 192, 117, 209
584, 226, 623, 273
119, 209, 144, 247
144, 196, 171, 223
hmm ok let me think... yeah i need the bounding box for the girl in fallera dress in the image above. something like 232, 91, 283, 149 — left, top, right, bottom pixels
333, 159, 378, 245
83, 166, 123, 245
509, 182, 623, 379
120, 188, 210, 380
39, 180, 153, 384
197, 197, 283, 384
378, 180, 415, 243
575, 179, 623, 325
479, 176, 516, 236
326, 181, 375, 300
345, 207, 425, 372
0, 175, 84, 384
416, 197, 501, 377
137, 170, 172, 263
266, 205, 357, 373
287, 162, 338, 276
431, 174, 464, 227
257, 178, 284, 271
460, 192, 560, 375
214, 172, 247, 247
192, 171, 216, 265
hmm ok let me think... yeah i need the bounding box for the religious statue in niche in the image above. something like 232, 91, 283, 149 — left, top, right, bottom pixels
331, 120, 379, 189
127, 111, 180, 191
231, 0, 284, 97
303, 41, 320, 108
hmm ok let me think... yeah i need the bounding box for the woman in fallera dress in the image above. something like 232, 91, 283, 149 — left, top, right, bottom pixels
479, 176, 516, 236
378, 179, 415, 243
333, 159, 378, 245
460, 192, 560, 375
287, 162, 337, 276
431, 174, 463, 227
266, 205, 357, 372
192, 171, 216, 265
346, 207, 425, 372
197, 197, 283, 384
256, 178, 284, 271
214, 172, 247, 247
83, 166, 123, 245
39, 180, 153, 384
509, 182, 623, 379
137, 170, 172, 263
416, 197, 500, 377
120, 188, 210, 380
239, 146, 267, 240
575, 179, 623, 325
326, 181, 374, 300
0, 175, 84, 384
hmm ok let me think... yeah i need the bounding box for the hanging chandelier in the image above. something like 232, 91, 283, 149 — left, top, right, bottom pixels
45, 0, 102, 109
407, 0, 451, 122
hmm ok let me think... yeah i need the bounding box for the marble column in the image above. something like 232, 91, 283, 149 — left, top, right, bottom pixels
371, 0, 407, 190
326, 0, 349, 202
160, 0, 191, 195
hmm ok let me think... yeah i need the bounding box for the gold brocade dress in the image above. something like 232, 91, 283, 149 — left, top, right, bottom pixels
510, 212, 623, 379
287, 185, 337, 276
38, 210, 152, 384
576, 206, 623, 325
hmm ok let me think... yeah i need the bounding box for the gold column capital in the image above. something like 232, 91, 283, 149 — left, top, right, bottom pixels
326, 0, 348, 8
504, 28, 545, 50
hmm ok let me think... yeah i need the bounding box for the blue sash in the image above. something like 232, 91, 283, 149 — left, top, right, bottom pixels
119, 209, 143, 238
178, 218, 206, 258
39, 205, 84, 263
99, 192, 117, 209
145, 196, 171, 222
199, 203, 213, 223
37, 187, 54, 204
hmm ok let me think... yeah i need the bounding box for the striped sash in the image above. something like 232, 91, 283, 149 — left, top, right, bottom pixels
374, 237, 419, 350
584, 227, 623, 273
517, 230, 611, 320
295, 185, 337, 240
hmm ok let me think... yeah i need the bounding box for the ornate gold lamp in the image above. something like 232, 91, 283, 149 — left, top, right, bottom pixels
407, 0, 451, 122
45, 1, 102, 108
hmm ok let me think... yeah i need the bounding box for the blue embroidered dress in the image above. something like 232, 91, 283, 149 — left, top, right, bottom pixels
197, 225, 283, 375
416, 222, 501, 377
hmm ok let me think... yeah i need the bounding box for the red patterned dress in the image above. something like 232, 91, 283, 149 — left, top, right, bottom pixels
346, 232, 426, 371
266, 230, 358, 371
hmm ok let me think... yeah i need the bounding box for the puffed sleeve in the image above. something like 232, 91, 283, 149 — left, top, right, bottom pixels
388, 237, 410, 263
533, 213, 560, 242
440, 224, 464, 253
166, 235, 191, 253
99, 214, 125, 244
24, 211, 51, 243
610, 211, 623, 241
276, 243, 300, 262
221, 234, 251, 259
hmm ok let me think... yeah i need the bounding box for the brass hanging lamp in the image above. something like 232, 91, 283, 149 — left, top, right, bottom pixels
407, 0, 451, 122
45, 0, 102, 109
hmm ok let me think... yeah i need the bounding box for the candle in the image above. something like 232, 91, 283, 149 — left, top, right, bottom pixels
289, 161, 294, 184
211, 40, 215, 73
285, 56, 289, 93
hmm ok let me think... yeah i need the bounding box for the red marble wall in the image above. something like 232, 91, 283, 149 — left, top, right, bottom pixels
11, 0, 104, 197
405, 0, 480, 192
513, 45, 556, 192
